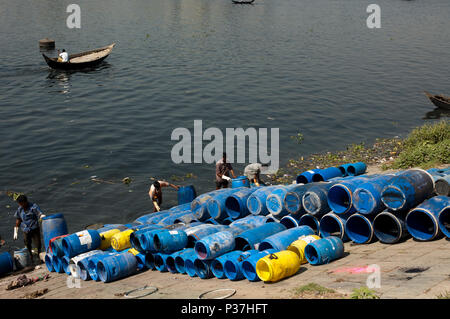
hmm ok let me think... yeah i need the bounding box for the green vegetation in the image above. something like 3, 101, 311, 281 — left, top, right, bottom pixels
436, 290, 450, 299
386, 120, 450, 170
290, 132, 304, 144
350, 287, 380, 299
294, 283, 336, 295
270, 121, 449, 184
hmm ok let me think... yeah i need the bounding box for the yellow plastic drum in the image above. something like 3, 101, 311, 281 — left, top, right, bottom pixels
99, 228, 122, 250
287, 235, 321, 264
256, 250, 301, 282
111, 229, 135, 251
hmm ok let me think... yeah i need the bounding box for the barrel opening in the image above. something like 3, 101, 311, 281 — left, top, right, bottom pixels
166, 257, 177, 273
338, 167, 347, 176
305, 245, 319, 264
194, 242, 209, 259
212, 260, 224, 278
320, 215, 343, 238
438, 208, 450, 237
327, 186, 351, 213
174, 256, 185, 273
225, 197, 242, 219
258, 241, 274, 251
280, 216, 298, 229
406, 210, 436, 240
373, 214, 400, 243
221, 218, 233, 226
153, 234, 163, 251
139, 236, 148, 251
346, 216, 372, 243
265, 216, 277, 223
87, 260, 98, 279
61, 257, 69, 273
435, 180, 450, 196
224, 261, 238, 280
256, 259, 271, 281
45, 255, 53, 271
154, 254, 165, 270
235, 237, 252, 251
242, 260, 257, 281
296, 176, 309, 184
186, 235, 198, 248
77, 262, 89, 281
381, 186, 405, 210
312, 174, 324, 182
299, 215, 320, 234
284, 193, 300, 213
347, 166, 356, 176
61, 239, 70, 257
184, 259, 196, 277
97, 261, 107, 282
194, 259, 208, 278
130, 234, 140, 250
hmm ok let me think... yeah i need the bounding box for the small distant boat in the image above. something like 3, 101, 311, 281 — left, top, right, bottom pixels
42, 43, 115, 70
232, 0, 255, 4
424, 91, 450, 110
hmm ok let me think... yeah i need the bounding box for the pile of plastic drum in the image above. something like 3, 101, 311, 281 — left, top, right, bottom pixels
38, 164, 449, 284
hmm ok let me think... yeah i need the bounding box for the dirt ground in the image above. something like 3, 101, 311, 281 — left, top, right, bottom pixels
0, 235, 449, 300
0, 164, 448, 300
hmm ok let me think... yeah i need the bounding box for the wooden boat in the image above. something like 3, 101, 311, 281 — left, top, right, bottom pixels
232, 0, 255, 4
42, 43, 115, 70
424, 91, 450, 110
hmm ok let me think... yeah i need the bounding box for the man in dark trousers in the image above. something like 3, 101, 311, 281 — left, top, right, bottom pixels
13, 195, 46, 264
215, 152, 236, 189
148, 180, 180, 212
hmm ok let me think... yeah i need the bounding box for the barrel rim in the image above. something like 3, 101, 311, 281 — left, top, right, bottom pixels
345, 213, 374, 244
42, 213, 65, 220
405, 208, 439, 241
373, 211, 403, 243
438, 206, 450, 238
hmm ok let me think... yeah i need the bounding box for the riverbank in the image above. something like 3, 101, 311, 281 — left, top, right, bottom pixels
0, 216, 449, 299
269, 120, 449, 184
0, 122, 448, 300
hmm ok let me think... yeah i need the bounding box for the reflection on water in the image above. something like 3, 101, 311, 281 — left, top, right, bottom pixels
45, 61, 112, 94
423, 107, 450, 120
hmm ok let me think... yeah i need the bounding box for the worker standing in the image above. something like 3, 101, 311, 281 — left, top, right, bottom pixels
215, 152, 236, 189
13, 195, 46, 264
148, 180, 180, 212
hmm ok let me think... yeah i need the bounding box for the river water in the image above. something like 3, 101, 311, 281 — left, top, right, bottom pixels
1, 0, 449, 247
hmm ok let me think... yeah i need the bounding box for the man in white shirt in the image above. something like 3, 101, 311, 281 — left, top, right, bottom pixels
57, 49, 69, 62
244, 163, 269, 186
148, 180, 180, 212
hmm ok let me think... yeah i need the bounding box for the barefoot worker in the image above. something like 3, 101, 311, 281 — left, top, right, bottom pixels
13, 195, 46, 264
215, 152, 236, 189
148, 181, 180, 212
244, 163, 269, 186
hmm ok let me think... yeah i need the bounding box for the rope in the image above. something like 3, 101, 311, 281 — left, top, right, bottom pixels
198, 288, 236, 299
123, 285, 158, 299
